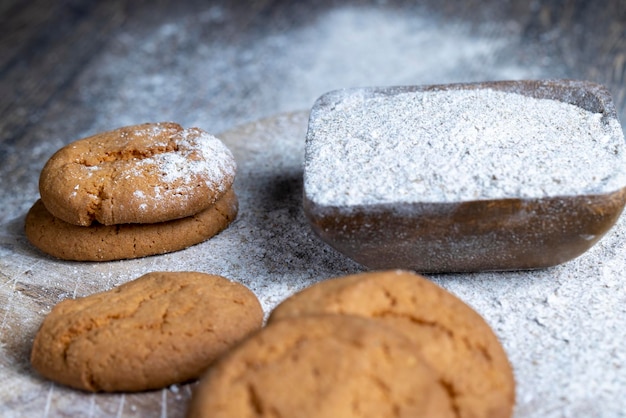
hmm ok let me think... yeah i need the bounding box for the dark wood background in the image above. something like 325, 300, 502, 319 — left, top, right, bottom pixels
2, 0, 625, 155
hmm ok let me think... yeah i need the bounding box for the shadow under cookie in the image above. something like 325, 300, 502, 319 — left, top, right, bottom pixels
24, 189, 238, 261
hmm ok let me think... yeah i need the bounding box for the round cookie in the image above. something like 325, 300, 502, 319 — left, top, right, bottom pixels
24, 188, 237, 261
186, 315, 456, 418
268, 270, 515, 418
39, 122, 236, 226
30, 271, 263, 392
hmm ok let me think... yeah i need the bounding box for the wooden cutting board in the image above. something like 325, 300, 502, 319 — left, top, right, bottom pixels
2, 111, 626, 417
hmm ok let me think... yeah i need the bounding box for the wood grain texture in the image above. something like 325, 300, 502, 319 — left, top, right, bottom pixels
1, 0, 625, 159
0, 1, 127, 147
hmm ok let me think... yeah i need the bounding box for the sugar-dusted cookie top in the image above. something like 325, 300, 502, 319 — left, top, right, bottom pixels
30, 271, 263, 392
39, 122, 236, 226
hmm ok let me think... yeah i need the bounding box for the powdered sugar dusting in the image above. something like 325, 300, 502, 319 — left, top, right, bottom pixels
131, 126, 235, 188
305, 88, 626, 207
121, 126, 236, 210
165, 128, 235, 190
66, 123, 236, 223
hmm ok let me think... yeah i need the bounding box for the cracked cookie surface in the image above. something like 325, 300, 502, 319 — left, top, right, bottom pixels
30, 271, 263, 392
39, 122, 236, 226
268, 270, 515, 418
186, 315, 456, 418
24, 188, 238, 261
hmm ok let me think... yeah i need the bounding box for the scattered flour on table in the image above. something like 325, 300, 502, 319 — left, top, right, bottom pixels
71, 6, 539, 137
305, 88, 626, 206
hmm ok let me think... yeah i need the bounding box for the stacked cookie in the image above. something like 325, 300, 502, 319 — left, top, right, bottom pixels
25, 122, 238, 261
187, 270, 515, 418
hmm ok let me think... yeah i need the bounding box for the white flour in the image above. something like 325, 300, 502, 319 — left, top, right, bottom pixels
304, 88, 626, 206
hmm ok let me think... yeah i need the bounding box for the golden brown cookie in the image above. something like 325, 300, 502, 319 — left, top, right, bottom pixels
30, 271, 263, 392
186, 315, 456, 418
24, 188, 237, 261
39, 122, 236, 226
268, 270, 515, 418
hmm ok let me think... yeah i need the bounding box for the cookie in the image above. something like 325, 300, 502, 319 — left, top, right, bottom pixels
30, 271, 263, 392
39, 122, 236, 226
24, 188, 237, 261
268, 270, 515, 418
186, 315, 456, 418
303, 81, 626, 272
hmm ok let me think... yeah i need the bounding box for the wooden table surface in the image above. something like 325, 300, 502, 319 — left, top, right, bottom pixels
1, 1, 626, 417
